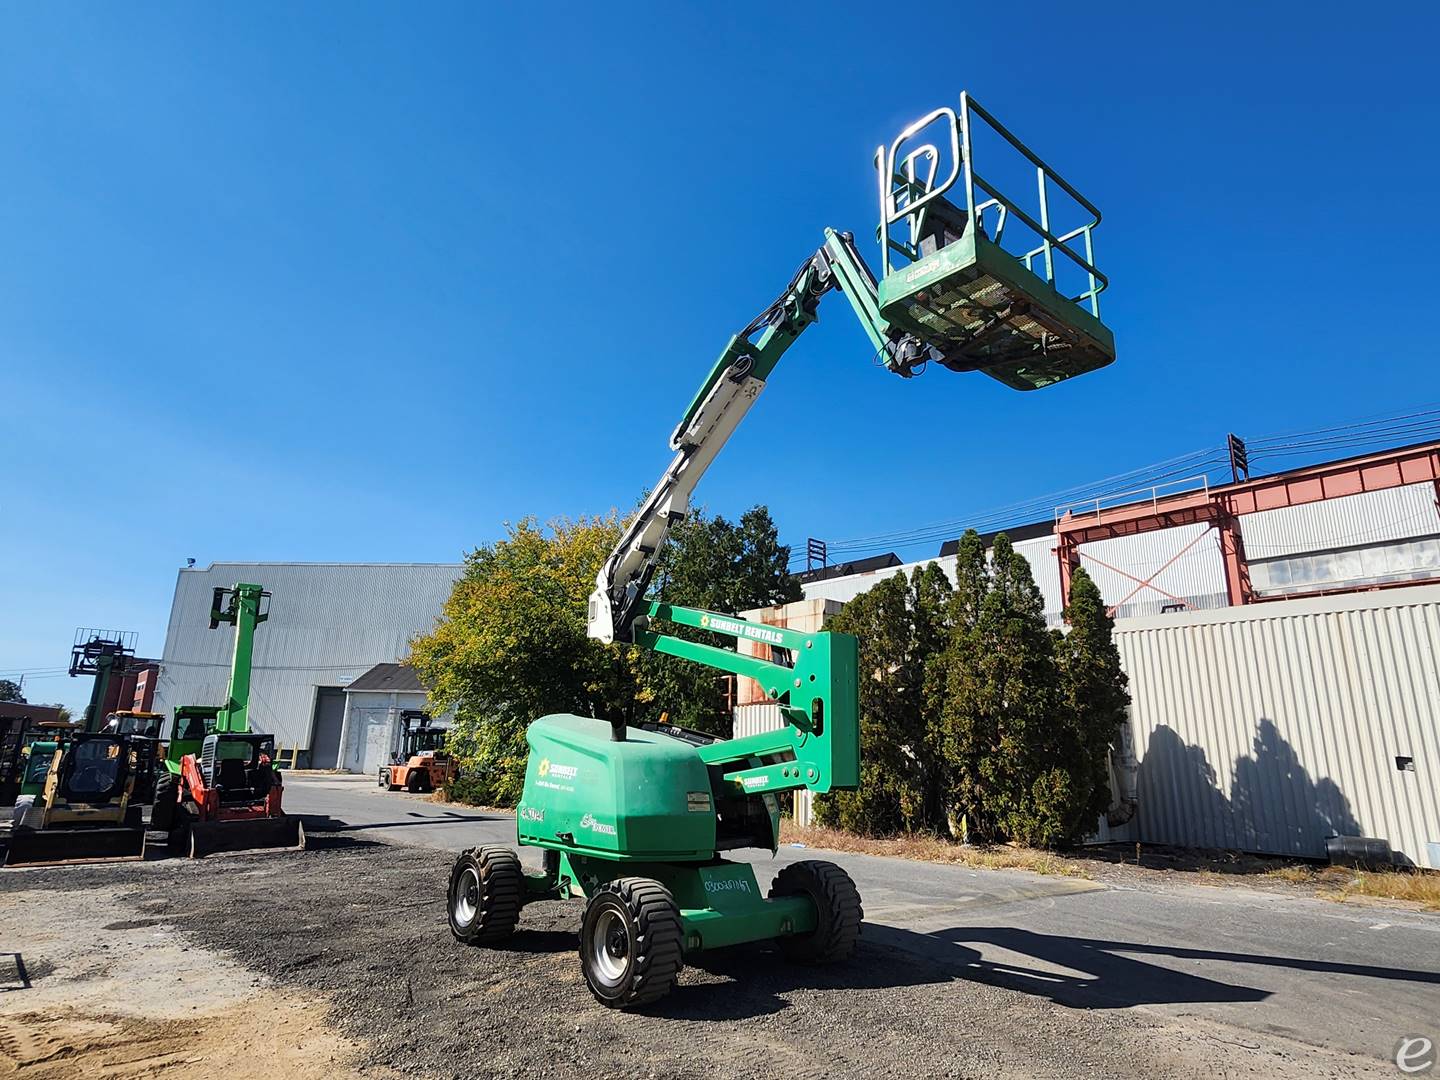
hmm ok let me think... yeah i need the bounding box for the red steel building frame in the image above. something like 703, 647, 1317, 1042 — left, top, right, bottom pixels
1056, 440, 1440, 611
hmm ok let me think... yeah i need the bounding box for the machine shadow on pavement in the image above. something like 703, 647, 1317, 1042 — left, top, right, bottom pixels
286, 816, 394, 852
658, 935, 954, 1021
895, 924, 1440, 1009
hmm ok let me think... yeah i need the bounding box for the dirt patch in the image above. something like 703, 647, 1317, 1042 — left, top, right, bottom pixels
0, 882, 374, 1079
0, 999, 365, 1080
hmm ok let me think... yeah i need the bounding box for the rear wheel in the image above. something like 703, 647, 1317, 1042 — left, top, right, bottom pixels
580, 878, 683, 1009
405, 770, 423, 793
769, 860, 863, 964
448, 846, 522, 945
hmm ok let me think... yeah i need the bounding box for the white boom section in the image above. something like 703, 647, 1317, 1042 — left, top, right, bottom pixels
587, 358, 766, 643
587, 229, 910, 644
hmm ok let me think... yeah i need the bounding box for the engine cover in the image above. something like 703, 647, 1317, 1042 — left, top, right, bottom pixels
517, 714, 717, 861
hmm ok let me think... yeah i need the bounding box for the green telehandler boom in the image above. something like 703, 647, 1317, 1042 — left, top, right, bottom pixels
151, 583, 304, 857
446, 92, 1116, 1008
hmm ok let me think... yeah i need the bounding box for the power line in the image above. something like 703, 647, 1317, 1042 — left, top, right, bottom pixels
793, 403, 1440, 564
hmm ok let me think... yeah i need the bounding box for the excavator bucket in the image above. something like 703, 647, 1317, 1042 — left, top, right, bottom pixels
184, 815, 304, 859
3, 825, 146, 868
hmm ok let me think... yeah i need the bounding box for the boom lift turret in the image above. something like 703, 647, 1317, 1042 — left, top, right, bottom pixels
151, 583, 304, 857
447, 92, 1116, 1008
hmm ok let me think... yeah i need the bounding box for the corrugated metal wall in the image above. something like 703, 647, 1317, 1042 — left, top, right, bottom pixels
733, 702, 813, 826
1240, 482, 1440, 559
1114, 584, 1440, 867
153, 562, 463, 752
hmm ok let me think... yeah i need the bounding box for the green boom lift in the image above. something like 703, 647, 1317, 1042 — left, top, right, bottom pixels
151, 583, 304, 857
446, 92, 1116, 1007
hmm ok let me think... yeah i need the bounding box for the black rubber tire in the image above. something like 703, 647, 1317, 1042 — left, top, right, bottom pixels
769, 860, 863, 964
448, 846, 523, 945
405, 770, 423, 793
377, 768, 389, 789
168, 805, 194, 857
579, 878, 684, 1009
150, 772, 176, 833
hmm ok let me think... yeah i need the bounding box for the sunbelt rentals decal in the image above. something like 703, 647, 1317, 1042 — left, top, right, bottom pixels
700, 613, 785, 646
537, 758, 578, 781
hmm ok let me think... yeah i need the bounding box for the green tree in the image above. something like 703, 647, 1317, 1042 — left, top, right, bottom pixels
0, 679, 24, 703
816, 563, 954, 836
1056, 567, 1130, 828
933, 530, 993, 840
409, 504, 801, 803
975, 534, 1066, 846
408, 515, 642, 806
642, 506, 801, 735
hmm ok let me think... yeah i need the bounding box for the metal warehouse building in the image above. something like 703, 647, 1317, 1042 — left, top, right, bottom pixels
799, 482, 1440, 623
153, 562, 462, 768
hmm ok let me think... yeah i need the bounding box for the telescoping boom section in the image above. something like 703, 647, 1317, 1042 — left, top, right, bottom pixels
448, 92, 1117, 1010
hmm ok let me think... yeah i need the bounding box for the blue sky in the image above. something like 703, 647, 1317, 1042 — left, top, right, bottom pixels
3, 3, 1437, 711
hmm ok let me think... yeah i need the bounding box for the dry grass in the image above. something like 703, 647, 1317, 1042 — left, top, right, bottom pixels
1263, 864, 1440, 911
779, 821, 1090, 879
1263, 865, 1326, 886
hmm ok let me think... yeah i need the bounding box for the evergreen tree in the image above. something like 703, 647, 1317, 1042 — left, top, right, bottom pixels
977, 534, 1065, 846
1057, 567, 1131, 829
933, 530, 992, 840
815, 564, 952, 836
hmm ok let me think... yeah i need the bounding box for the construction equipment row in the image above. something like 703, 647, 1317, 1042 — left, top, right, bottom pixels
4, 582, 303, 867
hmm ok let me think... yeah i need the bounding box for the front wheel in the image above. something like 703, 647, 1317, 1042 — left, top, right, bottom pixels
769, 860, 863, 964
168, 805, 194, 857
377, 768, 389, 789
580, 878, 683, 1009
448, 846, 522, 945
150, 771, 176, 833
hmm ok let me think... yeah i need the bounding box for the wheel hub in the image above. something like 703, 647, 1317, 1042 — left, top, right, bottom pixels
453, 867, 479, 924
589, 908, 631, 983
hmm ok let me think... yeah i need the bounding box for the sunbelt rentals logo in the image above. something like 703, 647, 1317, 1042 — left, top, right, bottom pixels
537, 759, 578, 781
700, 613, 785, 646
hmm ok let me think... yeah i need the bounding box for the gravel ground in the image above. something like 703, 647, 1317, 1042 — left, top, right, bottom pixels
2, 828, 1399, 1080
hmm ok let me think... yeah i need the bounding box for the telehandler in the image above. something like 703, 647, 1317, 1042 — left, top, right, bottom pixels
151, 583, 304, 858
446, 92, 1115, 1007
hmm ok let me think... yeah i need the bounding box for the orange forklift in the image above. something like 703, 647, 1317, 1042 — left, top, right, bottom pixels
378, 711, 456, 793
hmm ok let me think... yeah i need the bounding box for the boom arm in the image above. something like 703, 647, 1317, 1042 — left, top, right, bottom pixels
587, 228, 929, 645
209, 583, 269, 733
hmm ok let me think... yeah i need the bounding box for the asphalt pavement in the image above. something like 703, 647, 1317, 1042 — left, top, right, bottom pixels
287, 772, 1440, 1070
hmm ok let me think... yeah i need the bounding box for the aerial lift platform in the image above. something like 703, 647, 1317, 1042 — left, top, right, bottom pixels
446, 92, 1115, 1007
